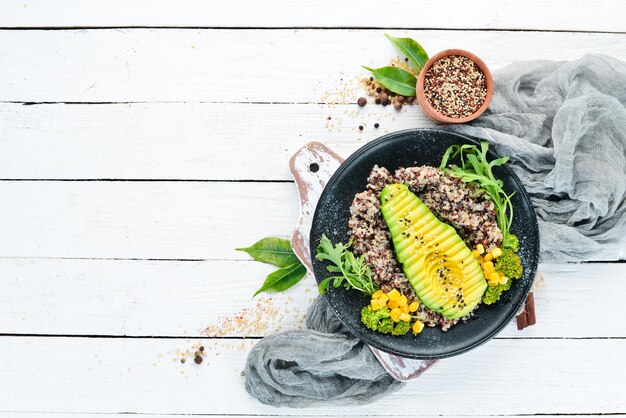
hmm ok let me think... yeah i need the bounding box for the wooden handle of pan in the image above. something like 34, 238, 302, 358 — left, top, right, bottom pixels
288, 142, 344, 271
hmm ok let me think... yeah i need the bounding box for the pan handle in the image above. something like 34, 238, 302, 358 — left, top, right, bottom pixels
289, 142, 344, 271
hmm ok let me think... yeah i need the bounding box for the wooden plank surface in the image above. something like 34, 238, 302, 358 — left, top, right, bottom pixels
0, 102, 429, 180
0, 30, 625, 103
0, 259, 624, 338
1, 0, 625, 33
0, 181, 297, 260
0, 415, 611, 418
0, 337, 623, 415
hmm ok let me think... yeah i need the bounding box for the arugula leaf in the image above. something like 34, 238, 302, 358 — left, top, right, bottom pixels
315, 234, 379, 296
440, 142, 517, 250
362, 66, 417, 97
384, 34, 428, 70
253, 262, 307, 296
236, 237, 299, 267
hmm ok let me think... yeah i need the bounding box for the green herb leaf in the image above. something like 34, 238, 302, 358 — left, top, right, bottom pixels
236, 237, 299, 267
315, 234, 379, 296
253, 262, 307, 296
362, 65, 417, 97
440, 142, 517, 250
384, 34, 428, 70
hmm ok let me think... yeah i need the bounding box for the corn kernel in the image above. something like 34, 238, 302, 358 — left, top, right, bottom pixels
408, 301, 419, 312
398, 295, 408, 307
400, 313, 411, 322
370, 299, 383, 310
491, 248, 503, 258
387, 299, 399, 309
390, 308, 402, 322
387, 288, 401, 301
476, 244, 485, 254
378, 293, 389, 304
489, 271, 500, 283
499, 275, 509, 285
472, 249, 481, 259
483, 253, 493, 262
482, 261, 494, 272
400, 305, 409, 314
412, 320, 425, 335
372, 290, 384, 299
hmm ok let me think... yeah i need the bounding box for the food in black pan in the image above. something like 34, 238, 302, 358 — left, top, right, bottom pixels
316, 142, 523, 336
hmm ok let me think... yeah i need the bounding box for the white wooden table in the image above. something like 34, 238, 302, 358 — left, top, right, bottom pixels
0, 2, 625, 416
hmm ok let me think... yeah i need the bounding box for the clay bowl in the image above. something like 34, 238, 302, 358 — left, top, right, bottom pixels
416, 49, 493, 124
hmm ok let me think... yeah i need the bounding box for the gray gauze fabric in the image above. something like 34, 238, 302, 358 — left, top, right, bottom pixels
244, 296, 405, 407
451, 54, 626, 261
244, 54, 626, 407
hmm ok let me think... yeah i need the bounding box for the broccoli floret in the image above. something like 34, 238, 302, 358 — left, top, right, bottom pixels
503, 234, 519, 252
361, 306, 411, 335
361, 306, 381, 331
361, 306, 393, 333
482, 280, 512, 305
378, 317, 395, 334
391, 320, 412, 336
494, 248, 523, 279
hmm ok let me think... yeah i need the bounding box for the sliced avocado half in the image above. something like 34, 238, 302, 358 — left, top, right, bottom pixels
380, 183, 487, 319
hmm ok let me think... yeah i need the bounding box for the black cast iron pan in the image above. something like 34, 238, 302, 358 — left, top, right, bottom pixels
310, 129, 539, 359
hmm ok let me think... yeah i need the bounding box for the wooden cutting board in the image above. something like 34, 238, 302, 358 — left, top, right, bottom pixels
289, 141, 536, 381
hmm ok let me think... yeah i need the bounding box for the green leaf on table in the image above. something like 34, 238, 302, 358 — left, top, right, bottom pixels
362, 65, 417, 97
384, 34, 429, 70
253, 262, 307, 296
236, 237, 299, 267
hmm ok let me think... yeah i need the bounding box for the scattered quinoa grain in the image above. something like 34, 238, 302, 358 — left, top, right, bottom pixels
357, 97, 367, 107
374, 123, 380, 128
394, 102, 403, 111
358, 125, 364, 131
194, 355, 203, 365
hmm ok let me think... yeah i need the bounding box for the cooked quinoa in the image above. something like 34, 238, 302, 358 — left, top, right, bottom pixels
348, 165, 503, 331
